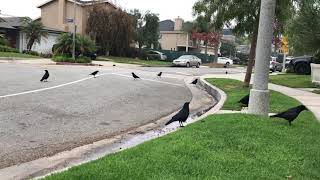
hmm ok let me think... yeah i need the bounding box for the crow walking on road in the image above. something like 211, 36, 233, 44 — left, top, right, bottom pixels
132, 72, 140, 80
90, 71, 99, 78
157, 72, 162, 78
113, 64, 116, 67
270, 105, 308, 125
40, 70, 49, 82
239, 94, 250, 106
165, 102, 190, 127
191, 79, 198, 85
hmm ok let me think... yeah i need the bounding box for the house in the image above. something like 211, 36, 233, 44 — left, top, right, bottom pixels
37, 0, 117, 34
0, 16, 64, 54
0, 0, 116, 54
159, 17, 236, 55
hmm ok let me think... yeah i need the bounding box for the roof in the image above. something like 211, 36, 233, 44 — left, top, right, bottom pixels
159, 20, 174, 31
0, 17, 27, 29
37, 0, 117, 9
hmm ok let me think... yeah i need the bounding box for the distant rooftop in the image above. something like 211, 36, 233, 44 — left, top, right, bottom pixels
37, 0, 117, 8
159, 20, 174, 31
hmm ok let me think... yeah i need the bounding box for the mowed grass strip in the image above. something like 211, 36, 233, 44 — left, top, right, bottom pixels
0, 52, 39, 58
97, 56, 173, 67
269, 74, 319, 88
45, 79, 320, 180
206, 78, 300, 112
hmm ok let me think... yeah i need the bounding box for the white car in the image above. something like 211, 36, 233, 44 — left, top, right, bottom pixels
173, 55, 202, 68
217, 57, 234, 66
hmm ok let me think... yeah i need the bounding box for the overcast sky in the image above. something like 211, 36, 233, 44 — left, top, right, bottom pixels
0, 0, 197, 21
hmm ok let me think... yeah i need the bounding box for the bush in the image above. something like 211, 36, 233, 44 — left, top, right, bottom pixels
0, 45, 19, 53
52, 55, 91, 63
40, 53, 53, 58
22, 50, 39, 56
54, 33, 96, 56
0, 36, 9, 46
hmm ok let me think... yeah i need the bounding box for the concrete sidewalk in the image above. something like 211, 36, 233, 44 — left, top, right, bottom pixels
203, 73, 320, 121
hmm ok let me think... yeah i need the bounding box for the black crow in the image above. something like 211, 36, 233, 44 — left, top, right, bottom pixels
132, 72, 140, 79
239, 94, 250, 106
157, 72, 162, 78
113, 64, 116, 67
270, 105, 308, 125
191, 79, 198, 85
40, 70, 49, 82
90, 71, 99, 78
225, 71, 228, 74
165, 102, 190, 127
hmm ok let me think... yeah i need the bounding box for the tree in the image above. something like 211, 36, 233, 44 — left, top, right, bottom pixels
87, 6, 134, 56
220, 42, 236, 57
286, 0, 320, 55
143, 12, 160, 49
193, 0, 294, 87
130, 9, 144, 52
22, 18, 47, 51
193, 0, 227, 62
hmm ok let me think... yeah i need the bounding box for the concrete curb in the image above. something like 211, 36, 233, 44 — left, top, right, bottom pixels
0, 75, 226, 180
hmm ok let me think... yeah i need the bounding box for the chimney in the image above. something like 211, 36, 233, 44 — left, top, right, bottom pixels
58, 0, 66, 27
174, 16, 183, 31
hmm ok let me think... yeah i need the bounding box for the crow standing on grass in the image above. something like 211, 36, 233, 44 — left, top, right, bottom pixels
90, 71, 99, 78
132, 72, 140, 80
157, 72, 162, 78
40, 70, 49, 82
270, 105, 308, 125
165, 102, 190, 127
191, 79, 198, 85
239, 94, 250, 106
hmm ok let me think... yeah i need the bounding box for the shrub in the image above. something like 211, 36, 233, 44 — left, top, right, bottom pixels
23, 50, 39, 56
54, 33, 96, 56
0, 45, 19, 53
0, 35, 9, 46
40, 53, 53, 58
52, 55, 91, 63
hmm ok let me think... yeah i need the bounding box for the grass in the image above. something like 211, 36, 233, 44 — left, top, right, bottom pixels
0, 52, 39, 58
269, 74, 319, 88
97, 56, 173, 67
206, 78, 300, 112
45, 79, 320, 180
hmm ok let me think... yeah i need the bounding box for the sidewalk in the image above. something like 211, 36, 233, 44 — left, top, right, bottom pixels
203, 73, 320, 121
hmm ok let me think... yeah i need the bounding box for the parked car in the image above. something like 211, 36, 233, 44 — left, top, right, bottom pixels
146, 50, 167, 60
173, 55, 202, 68
217, 57, 234, 66
269, 56, 283, 72
287, 56, 315, 74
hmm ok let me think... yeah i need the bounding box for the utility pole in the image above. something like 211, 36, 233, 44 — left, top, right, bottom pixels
72, 0, 76, 62
248, 0, 276, 116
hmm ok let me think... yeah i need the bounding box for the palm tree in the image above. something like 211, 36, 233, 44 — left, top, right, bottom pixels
22, 18, 48, 51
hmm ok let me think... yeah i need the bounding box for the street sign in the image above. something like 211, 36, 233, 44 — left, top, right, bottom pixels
65, 18, 74, 23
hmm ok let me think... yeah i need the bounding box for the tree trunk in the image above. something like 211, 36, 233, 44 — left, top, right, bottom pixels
205, 41, 208, 62
244, 30, 258, 87
213, 37, 221, 63
27, 39, 35, 52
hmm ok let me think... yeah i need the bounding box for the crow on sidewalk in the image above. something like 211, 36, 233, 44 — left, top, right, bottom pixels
270, 105, 308, 125
165, 102, 190, 127
90, 71, 99, 78
191, 79, 198, 85
40, 70, 49, 82
132, 72, 140, 80
239, 94, 250, 106
157, 72, 162, 78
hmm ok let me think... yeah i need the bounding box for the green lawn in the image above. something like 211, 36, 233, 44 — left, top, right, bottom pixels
97, 56, 173, 67
0, 52, 39, 59
206, 78, 300, 112
45, 79, 320, 180
269, 74, 319, 88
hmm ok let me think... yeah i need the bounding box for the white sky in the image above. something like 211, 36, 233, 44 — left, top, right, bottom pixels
0, 0, 197, 21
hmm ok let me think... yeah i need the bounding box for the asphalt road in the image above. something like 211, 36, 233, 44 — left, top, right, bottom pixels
0, 63, 193, 168
0, 61, 244, 169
